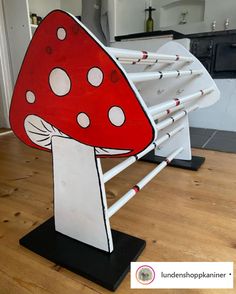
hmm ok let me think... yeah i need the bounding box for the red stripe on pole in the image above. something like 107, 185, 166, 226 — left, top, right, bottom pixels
174, 98, 180, 106
142, 51, 148, 59
133, 185, 140, 193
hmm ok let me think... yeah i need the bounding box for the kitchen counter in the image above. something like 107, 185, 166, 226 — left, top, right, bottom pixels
115, 30, 185, 41
115, 29, 236, 42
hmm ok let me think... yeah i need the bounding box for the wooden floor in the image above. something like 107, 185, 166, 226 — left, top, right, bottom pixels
0, 133, 236, 294
0, 128, 11, 133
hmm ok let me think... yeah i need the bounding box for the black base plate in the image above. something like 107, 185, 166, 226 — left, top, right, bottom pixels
19, 217, 146, 291
141, 150, 205, 171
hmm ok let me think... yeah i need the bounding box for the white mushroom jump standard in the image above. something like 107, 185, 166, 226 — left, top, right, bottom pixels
9, 9, 220, 292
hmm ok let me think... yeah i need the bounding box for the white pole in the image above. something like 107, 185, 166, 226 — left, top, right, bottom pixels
0, 130, 13, 137
156, 104, 199, 131
107, 147, 184, 218
128, 69, 203, 83
103, 125, 184, 183
153, 105, 184, 121
107, 47, 193, 63
115, 59, 174, 65
149, 87, 214, 116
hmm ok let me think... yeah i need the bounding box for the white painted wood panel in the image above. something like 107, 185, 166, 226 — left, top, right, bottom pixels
52, 136, 113, 252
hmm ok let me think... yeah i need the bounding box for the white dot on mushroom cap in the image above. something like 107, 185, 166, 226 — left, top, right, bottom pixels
77, 113, 90, 128
26, 91, 36, 103
87, 67, 103, 87
49, 68, 71, 96
57, 27, 66, 40
108, 106, 125, 127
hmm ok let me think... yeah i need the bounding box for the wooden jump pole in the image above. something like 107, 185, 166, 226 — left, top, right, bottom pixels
103, 125, 184, 183
0, 130, 13, 137
128, 69, 203, 83
115, 59, 175, 65
156, 104, 199, 131
153, 105, 184, 121
107, 147, 184, 218
149, 87, 214, 116
107, 47, 194, 63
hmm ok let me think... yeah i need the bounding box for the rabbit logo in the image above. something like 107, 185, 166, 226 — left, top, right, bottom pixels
136, 265, 155, 285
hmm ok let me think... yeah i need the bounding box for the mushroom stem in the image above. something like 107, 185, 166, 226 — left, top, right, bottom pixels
51, 136, 113, 252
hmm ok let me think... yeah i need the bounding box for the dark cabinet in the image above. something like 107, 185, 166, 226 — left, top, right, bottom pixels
188, 30, 236, 79
214, 43, 236, 72
191, 39, 213, 58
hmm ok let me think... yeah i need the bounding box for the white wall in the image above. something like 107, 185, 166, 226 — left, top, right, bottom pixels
0, 97, 5, 127
0, 67, 10, 127
108, 0, 158, 41
28, 0, 60, 18
109, 0, 236, 40
0, 0, 13, 128
60, 0, 82, 17
82, 0, 107, 44
159, 0, 236, 34
28, 0, 82, 18
189, 79, 236, 132
3, 0, 32, 83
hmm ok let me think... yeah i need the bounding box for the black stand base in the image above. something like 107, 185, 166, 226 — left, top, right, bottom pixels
19, 217, 145, 291
141, 150, 205, 171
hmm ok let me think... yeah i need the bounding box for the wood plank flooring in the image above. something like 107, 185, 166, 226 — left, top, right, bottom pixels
0, 133, 236, 293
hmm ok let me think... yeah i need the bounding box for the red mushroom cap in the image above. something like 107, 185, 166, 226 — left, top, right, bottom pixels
10, 10, 156, 157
